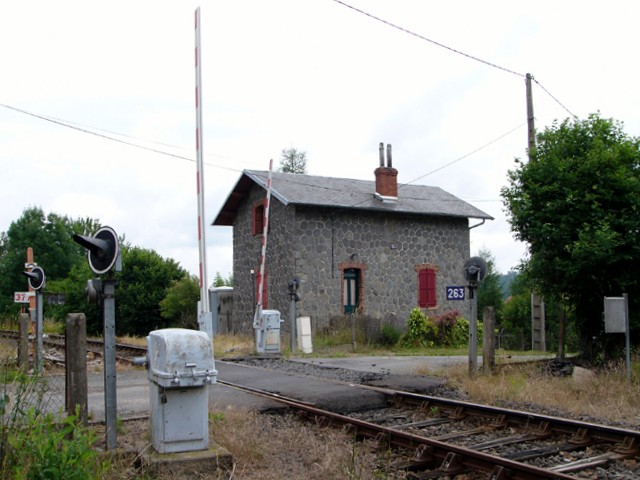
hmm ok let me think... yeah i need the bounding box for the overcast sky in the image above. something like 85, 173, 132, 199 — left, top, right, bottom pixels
2, 1, 639, 282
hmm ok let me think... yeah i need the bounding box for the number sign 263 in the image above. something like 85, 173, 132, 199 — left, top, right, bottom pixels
446, 286, 465, 300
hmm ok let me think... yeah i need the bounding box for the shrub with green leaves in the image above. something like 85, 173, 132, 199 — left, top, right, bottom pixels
447, 317, 483, 347
3, 410, 107, 479
0, 368, 107, 479
402, 308, 437, 348
378, 323, 402, 347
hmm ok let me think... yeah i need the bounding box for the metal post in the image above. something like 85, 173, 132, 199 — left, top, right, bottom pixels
194, 7, 212, 339
103, 280, 117, 449
289, 297, 297, 353
35, 290, 43, 374
468, 286, 478, 376
624, 293, 631, 383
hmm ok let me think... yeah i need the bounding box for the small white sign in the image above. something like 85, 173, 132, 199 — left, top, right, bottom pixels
14, 292, 35, 303
604, 296, 626, 333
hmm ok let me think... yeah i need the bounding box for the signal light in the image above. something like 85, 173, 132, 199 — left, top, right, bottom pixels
22, 266, 46, 291
464, 257, 487, 284
73, 226, 120, 275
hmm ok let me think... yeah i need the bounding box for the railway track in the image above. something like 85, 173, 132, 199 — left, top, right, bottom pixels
0, 329, 147, 365
2, 330, 638, 478
218, 374, 639, 479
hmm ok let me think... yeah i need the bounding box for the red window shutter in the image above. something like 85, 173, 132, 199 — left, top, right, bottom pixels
426, 269, 436, 307
418, 268, 436, 308
252, 204, 265, 236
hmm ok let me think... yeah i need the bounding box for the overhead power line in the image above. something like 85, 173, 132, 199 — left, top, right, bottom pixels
402, 122, 527, 188
2, 102, 522, 205
531, 77, 578, 119
0, 103, 241, 173
331, 0, 524, 78
330, 0, 577, 119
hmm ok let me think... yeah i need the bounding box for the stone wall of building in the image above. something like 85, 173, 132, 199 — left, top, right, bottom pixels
291, 206, 471, 331
231, 187, 295, 333
231, 184, 472, 335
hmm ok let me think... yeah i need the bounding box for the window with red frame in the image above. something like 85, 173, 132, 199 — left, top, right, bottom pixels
418, 267, 437, 308
252, 202, 265, 236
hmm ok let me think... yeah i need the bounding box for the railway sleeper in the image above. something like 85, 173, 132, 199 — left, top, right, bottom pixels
406, 452, 468, 479
505, 442, 592, 462
471, 432, 539, 450
434, 422, 504, 442
387, 444, 470, 476
549, 450, 623, 473
391, 417, 453, 430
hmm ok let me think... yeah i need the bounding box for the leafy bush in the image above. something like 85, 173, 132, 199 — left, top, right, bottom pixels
448, 317, 483, 347
0, 369, 107, 479
401, 308, 437, 348
431, 310, 460, 346
378, 323, 402, 347
3, 410, 106, 479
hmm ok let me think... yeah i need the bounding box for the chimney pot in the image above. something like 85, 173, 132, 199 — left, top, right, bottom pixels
374, 143, 398, 201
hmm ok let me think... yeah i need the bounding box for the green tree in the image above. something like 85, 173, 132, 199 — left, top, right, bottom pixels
279, 148, 308, 174
500, 271, 532, 350
501, 113, 640, 360
0, 207, 93, 317
212, 271, 233, 287
45, 261, 99, 324
115, 245, 188, 336
160, 275, 200, 329
476, 248, 503, 325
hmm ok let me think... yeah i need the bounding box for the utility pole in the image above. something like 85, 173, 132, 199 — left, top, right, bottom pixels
526, 73, 535, 159
526, 73, 547, 353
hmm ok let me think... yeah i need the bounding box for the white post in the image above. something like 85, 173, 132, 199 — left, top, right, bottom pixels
253, 160, 274, 352
195, 7, 212, 339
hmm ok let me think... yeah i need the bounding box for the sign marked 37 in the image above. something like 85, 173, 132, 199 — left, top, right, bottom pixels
14, 292, 35, 303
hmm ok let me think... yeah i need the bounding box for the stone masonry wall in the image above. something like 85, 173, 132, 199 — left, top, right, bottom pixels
231, 185, 471, 335
291, 206, 471, 331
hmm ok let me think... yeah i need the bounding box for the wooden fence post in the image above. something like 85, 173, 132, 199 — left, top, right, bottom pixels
18, 313, 29, 370
482, 306, 496, 375
66, 313, 88, 425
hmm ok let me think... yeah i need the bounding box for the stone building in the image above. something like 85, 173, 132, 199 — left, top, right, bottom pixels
212, 144, 493, 335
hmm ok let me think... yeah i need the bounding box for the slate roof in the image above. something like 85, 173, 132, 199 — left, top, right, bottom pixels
212, 170, 493, 226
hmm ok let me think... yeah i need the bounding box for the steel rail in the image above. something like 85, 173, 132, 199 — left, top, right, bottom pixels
385, 389, 640, 447
217, 378, 575, 480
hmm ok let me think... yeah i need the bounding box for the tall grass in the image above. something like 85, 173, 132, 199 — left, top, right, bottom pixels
0, 359, 108, 479
439, 360, 640, 424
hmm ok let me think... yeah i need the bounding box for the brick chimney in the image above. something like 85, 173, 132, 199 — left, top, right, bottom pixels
374, 142, 398, 202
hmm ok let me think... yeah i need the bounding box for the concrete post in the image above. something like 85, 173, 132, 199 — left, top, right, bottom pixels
18, 313, 29, 370
482, 307, 496, 375
66, 313, 88, 425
